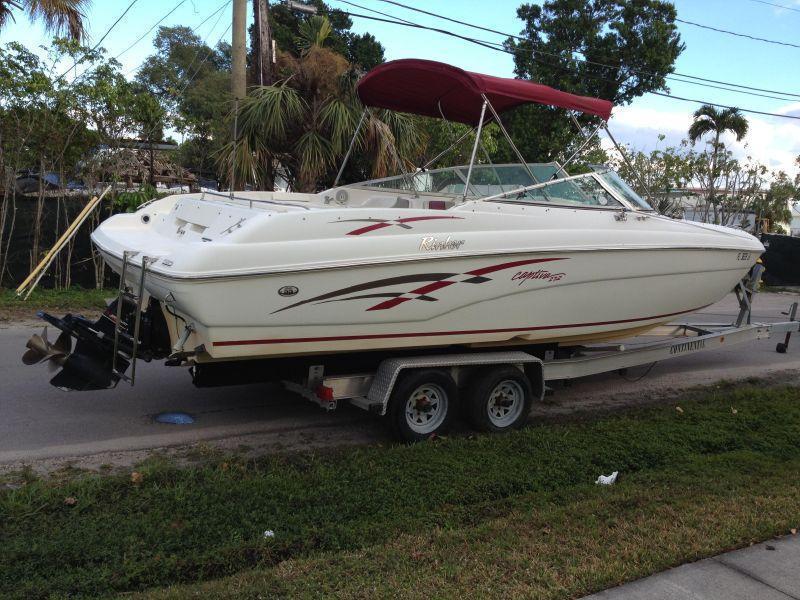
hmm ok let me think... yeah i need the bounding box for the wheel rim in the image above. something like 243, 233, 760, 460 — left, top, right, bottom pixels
486, 379, 525, 428
405, 383, 449, 434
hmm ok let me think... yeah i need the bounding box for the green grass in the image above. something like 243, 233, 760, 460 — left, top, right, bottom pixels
0, 286, 109, 320
2, 386, 800, 599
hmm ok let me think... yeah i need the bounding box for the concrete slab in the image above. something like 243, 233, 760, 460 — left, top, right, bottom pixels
583, 537, 800, 600
717, 536, 800, 599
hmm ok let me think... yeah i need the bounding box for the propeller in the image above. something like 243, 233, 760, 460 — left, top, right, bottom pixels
22, 327, 72, 371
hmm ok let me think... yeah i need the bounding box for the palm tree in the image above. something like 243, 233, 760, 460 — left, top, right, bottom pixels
297, 15, 333, 55
0, 0, 89, 41
688, 105, 749, 217
220, 40, 423, 193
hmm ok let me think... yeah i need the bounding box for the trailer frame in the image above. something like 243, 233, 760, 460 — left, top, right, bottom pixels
283, 269, 799, 439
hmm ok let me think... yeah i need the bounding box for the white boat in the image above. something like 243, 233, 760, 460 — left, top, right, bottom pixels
27, 59, 764, 391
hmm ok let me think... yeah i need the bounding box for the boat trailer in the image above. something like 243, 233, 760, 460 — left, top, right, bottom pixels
277, 266, 799, 440
21, 264, 800, 440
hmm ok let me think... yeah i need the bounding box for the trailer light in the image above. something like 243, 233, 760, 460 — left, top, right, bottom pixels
315, 385, 335, 402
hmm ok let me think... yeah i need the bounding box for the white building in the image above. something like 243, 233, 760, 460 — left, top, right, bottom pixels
669, 188, 756, 231
790, 202, 800, 237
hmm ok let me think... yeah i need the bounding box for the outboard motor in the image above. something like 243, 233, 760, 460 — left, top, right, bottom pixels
23, 298, 171, 391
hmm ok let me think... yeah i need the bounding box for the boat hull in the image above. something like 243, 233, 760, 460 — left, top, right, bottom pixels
98, 245, 757, 360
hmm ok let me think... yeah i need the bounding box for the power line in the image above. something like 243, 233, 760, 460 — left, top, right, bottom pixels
121, 0, 232, 76
666, 75, 800, 103
90, 0, 140, 52
335, 0, 419, 27
675, 18, 800, 49
367, 0, 800, 99
138, 11, 232, 143
649, 91, 800, 120
372, 0, 527, 41
747, 0, 800, 13
340, 10, 800, 121
54, 0, 140, 83
114, 0, 190, 61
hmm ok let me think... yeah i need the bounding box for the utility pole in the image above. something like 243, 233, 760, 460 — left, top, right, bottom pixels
231, 0, 247, 193
253, 0, 273, 86
231, 0, 247, 101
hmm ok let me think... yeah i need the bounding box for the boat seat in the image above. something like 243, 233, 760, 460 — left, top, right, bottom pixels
428, 200, 453, 210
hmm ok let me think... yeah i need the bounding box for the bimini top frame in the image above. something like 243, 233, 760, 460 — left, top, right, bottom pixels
335, 58, 620, 201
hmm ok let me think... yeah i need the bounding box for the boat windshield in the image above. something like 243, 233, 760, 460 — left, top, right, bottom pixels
593, 169, 654, 211
349, 163, 626, 209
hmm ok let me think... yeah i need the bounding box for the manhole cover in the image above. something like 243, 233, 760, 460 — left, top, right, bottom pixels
154, 412, 195, 425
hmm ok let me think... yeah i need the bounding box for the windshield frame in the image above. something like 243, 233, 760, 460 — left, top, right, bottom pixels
591, 168, 655, 212
341, 163, 649, 212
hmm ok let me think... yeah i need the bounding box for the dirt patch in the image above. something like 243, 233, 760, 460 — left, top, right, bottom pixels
0, 307, 103, 326
531, 369, 800, 422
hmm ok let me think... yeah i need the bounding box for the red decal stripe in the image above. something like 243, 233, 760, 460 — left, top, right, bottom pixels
466, 258, 567, 277
396, 216, 463, 224
347, 222, 393, 236
213, 305, 709, 347
408, 280, 456, 295
366, 297, 412, 311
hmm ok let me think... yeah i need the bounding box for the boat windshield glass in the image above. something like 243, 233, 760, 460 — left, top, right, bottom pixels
351, 163, 561, 196
350, 163, 623, 209
594, 169, 653, 210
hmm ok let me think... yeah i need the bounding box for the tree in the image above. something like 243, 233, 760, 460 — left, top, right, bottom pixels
688, 104, 749, 216
270, 1, 384, 70
0, 38, 155, 287
503, 0, 683, 163
136, 26, 231, 178
0, 0, 88, 41
689, 104, 748, 223
297, 15, 333, 54
754, 171, 796, 233
221, 41, 421, 192
610, 136, 694, 216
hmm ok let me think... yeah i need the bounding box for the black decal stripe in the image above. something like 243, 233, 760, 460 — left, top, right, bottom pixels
272, 273, 457, 313
316, 293, 404, 304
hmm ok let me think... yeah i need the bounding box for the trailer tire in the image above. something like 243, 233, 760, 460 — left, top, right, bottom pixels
388, 369, 457, 443
465, 366, 532, 433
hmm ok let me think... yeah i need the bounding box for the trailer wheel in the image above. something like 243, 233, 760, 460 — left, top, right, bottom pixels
388, 369, 457, 443
465, 366, 532, 433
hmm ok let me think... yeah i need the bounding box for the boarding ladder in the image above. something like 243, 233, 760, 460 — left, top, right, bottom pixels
111, 251, 156, 385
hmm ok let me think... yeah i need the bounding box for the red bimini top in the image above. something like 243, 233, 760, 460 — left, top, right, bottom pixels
356, 59, 613, 123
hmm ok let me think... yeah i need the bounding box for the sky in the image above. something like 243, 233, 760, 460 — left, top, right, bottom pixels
1, 0, 799, 176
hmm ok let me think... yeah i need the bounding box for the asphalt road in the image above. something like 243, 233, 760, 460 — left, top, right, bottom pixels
1, 291, 798, 467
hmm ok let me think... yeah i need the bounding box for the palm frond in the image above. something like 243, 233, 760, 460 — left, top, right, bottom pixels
379, 109, 424, 162
295, 130, 332, 172
0, 2, 17, 29
319, 98, 355, 155
689, 104, 749, 145
24, 0, 89, 41
237, 80, 305, 143
297, 15, 333, 55
363, 116, 397, 178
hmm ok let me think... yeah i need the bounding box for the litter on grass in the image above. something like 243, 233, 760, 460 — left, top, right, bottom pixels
596, 471, 619, 485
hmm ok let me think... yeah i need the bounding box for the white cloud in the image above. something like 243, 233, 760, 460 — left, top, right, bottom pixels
603, 103, 800, 176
